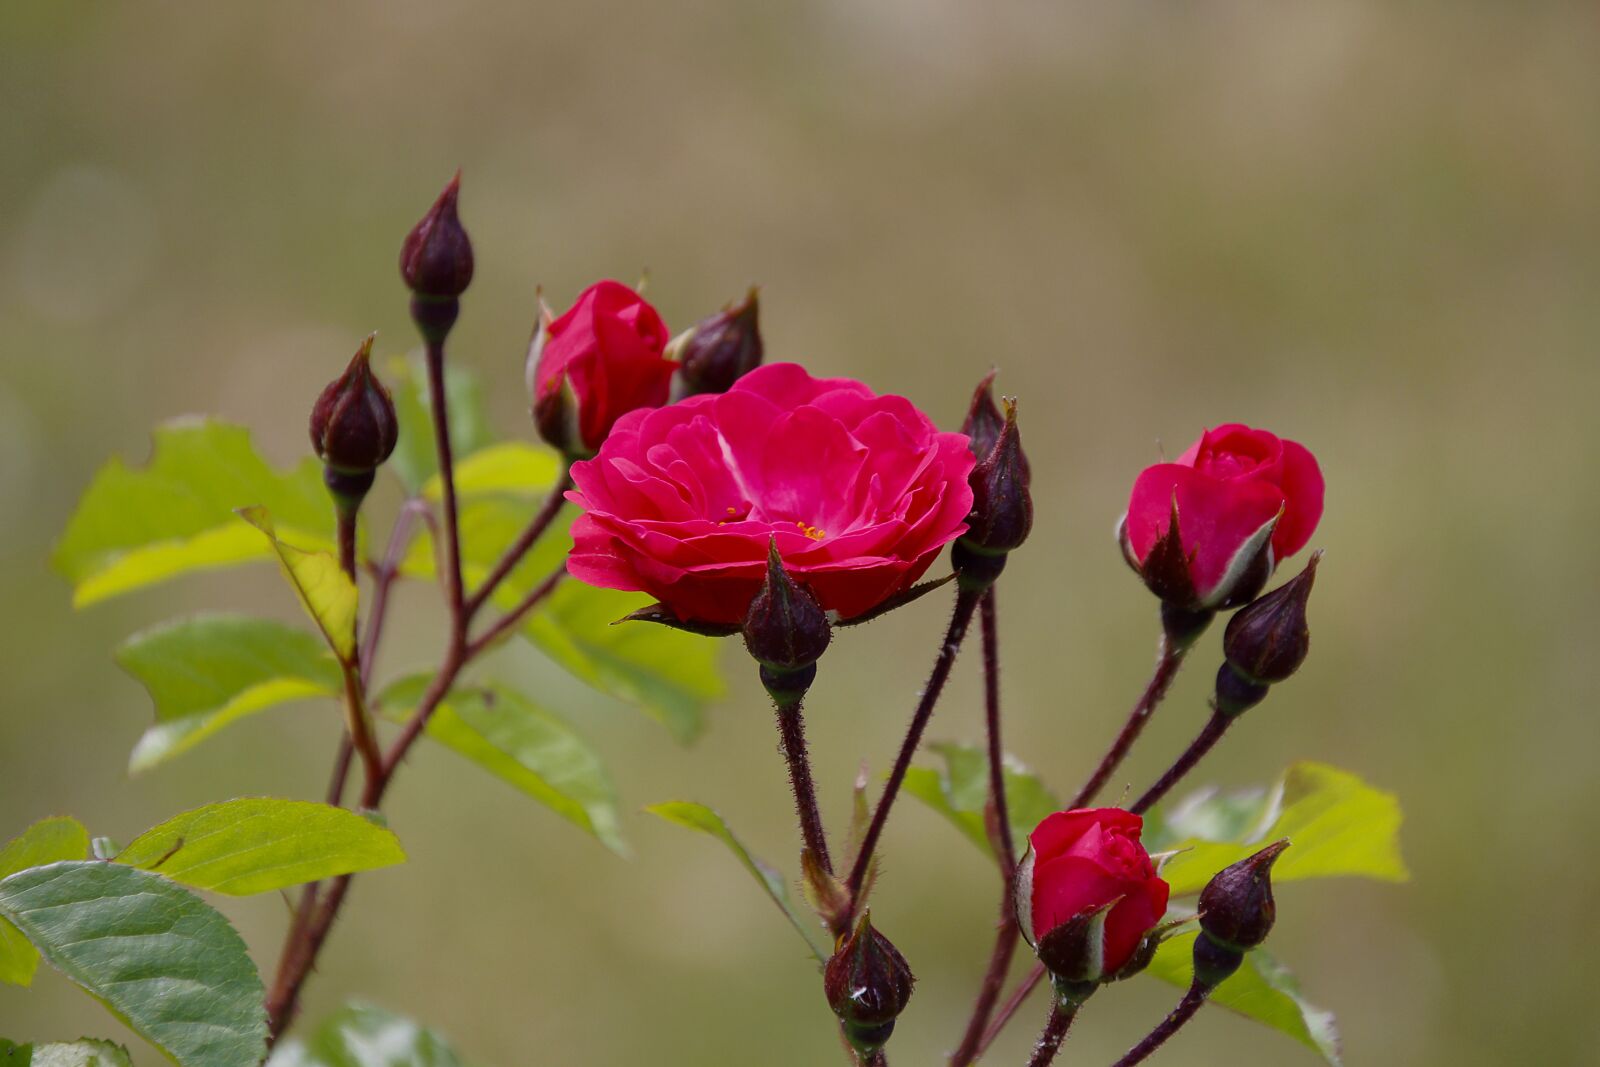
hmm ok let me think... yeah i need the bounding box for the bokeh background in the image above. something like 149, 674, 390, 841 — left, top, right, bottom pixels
3, 3, 1597, 1064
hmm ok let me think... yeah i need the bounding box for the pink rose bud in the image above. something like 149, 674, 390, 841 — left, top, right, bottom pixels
310, 335, 398, 507
565, 363, 975, 624
744, 538, 831, 706
668, 287, 764, 399
1121, 425, 1324, 611
531, 280, 674, 458
399, 172, 474, 300
1015, 809, 1171, 983
824, 911, 915, 1057
1194, 840, 1289, 988
1216, 553, 1320, 715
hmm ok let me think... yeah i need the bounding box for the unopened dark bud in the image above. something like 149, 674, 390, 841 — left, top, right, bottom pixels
1191, 925, 1245, 990
399, 172, 474, 300
824, 911, 915, 1056
310, 334, 398, 478
958, 397, 1032, 568
1213, 663, 1269, 717
960, 371, 1008, 470
670, 287, 763, 398
1223, 553, 1319, 685
1199, 839, 1289, 956
745, 539, 830, 703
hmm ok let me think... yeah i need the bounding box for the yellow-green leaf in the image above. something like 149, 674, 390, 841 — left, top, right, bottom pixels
54, 419, 330, 607
238, 506, 358, 662
424, 441, 561, 500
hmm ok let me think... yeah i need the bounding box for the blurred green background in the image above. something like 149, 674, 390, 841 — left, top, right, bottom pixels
3, 2, 1597, 1064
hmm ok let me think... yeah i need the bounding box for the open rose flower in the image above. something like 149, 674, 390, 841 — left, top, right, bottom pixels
1122, 424, 1324, 608
1014, 808, 1170, 979
530, 280, 675, 456
565, 362, 975, 624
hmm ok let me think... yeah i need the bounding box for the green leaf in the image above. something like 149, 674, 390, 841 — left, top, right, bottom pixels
425, 441, 560, 501
0, 818, 90, 987
54, 419, 329, 606
388, 356, 496, 496
526, 583, 724, 744
0, 1039, 134, 1066
645, 802, 828, 963
267, 1002, 469, 1067
0, 862, 267, 1067
116, 615, 342, 773
400, 497, 568, 592
379, 677, 624, 854
902, 741, 1059, 863
113, 798, 406, 895
1145, 930, 1342, 1065
1151, 762, 1409, 896
238, 507, 359, 662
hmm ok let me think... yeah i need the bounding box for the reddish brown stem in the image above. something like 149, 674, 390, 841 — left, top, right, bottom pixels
973, 964, 1046, 1061
1110, 982, 1208, 1066
1069, 641, 1186, 808
776, 700, 833, 875
1131, 710, 1232, 816
1024, 1003, 1078, 1067
463, 470, 571, 620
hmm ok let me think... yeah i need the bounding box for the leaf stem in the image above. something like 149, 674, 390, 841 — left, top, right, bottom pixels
1109, 981, 1208, 1066
1131, 709, 1232, 816
1069, 639, 1186, 809
845, 585, 981, 910
950, 588, 1019, 1067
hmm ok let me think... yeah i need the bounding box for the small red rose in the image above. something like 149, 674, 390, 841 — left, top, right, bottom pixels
1015, 808, 1170, 978
1122, 424, 1324, 607
531, 280, 675, 456
565, 362, 975, 624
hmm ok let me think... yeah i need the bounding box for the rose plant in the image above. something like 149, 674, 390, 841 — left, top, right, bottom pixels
0, 175, 1408, 1067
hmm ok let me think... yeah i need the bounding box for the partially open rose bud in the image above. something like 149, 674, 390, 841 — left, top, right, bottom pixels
1015, 809, 1170, 984
531, 280, 674, 458
1120, 424, 1323, 611
824, 911, 915, 1057
668, 287, 763, 398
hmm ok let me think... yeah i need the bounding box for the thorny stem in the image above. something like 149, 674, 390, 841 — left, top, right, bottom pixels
950, 588, 1018, 1067
974, 964, 1046, 1061
775, 699, 833, 875
1109, 982, 1208, 1066
845, 585, 982, 909
463, 470, 571, 620
1024, 1003, 1078, 1067
1131, 709, 1232, 816
1069, 640, 1186, 809
425, 339, 464, 621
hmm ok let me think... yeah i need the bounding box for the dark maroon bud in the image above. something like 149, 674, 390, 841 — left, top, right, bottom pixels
961, 371, 1002, 463
310, 334, 398, 477
956, 398, 1032, 589
1132, 499, 1197, 608
399, 172, 474, 300
1199, 840, 1289, 955
744, 539, 831, 704
670, 287, 763, 398
1213, 663, 1269, 717
1223, 553, 1319, 685
1032, 899, 1119, 984
824, 911, 915, 1056
1191, 924, 1245, 990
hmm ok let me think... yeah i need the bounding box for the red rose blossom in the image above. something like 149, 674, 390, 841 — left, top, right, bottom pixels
1015, 808, 1170, 976
1123, 424, 1324, 607
531, 280, 675, 455
565, 362, 976, 624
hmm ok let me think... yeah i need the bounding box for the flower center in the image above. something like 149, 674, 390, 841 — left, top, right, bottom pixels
795, 520, 826, 541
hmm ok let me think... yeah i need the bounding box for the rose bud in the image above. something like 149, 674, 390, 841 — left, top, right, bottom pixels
1121, 424, 1323, 611
531, 280, 674, 459
1194, 840, 1289, 988
953, 398, 1032, 588
399, 172, 474, 300
962, 370, 1004, 461
1213, 552, 1319, 716
824, 911, 915, 1057
565, 363, 974, 625
668, 287, 763, 399
1014, 809, 1170, 986
310, 334, 398, 507
744, 538, 832, 706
